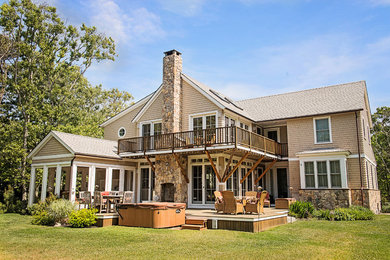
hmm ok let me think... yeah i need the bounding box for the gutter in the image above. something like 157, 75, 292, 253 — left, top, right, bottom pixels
355, 111, 364, 206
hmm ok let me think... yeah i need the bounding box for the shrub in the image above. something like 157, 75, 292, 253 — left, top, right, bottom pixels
382, 203, 390, 213
314, 206, 374, 221
289, 201, 315, 218
32, 210, 56, 226
0, 202, 5, 214
47, 199, 75, 225
313, 209, 332, 220
68, 208, 98, 228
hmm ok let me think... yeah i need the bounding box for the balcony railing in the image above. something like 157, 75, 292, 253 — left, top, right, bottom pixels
118, 126, 288, 157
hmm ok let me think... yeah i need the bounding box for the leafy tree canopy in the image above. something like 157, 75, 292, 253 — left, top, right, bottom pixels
0, 0, 133, 201
371, 106, 390, 203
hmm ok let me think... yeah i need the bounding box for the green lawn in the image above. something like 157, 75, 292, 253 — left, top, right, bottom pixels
0, 214, 389, 260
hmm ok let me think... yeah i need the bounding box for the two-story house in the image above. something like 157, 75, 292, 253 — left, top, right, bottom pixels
27, 50, 381, 213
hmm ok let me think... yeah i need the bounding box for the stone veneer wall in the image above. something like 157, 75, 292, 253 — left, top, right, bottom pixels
298, 189, 351, 209
154, 154, 188, 203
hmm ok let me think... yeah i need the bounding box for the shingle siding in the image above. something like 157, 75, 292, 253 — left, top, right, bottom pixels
35, 137, 71, 157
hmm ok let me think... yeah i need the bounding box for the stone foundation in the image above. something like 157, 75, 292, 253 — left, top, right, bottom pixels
154, 154, 188, 203
351, 189, 381, 214
298, 189, 351, 209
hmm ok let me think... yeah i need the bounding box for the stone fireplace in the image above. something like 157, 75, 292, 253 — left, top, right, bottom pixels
153, 50, 188, 203
161, 183, 175, 202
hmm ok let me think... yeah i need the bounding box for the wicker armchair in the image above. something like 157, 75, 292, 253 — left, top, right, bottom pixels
123, 191, 134, 203
214, 191, 224, 213
77, 191, 92, 209
245, 191, 268, 214
221, 190, 244, 214
93, 191, 107, 213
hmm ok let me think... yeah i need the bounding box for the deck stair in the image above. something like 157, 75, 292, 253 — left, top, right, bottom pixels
182, 217, 207, 231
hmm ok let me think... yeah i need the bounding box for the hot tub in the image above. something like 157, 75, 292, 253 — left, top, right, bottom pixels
117, 202, 186, 228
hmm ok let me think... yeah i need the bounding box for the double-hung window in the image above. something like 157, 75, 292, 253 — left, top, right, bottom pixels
330, 160, 342, 188
304, 162, 315, 188
314, 117, 331, 143
317, 161, 328, 188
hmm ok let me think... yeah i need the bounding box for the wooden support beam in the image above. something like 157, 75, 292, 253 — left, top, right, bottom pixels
205, 150, 222, 182
254, 159, 277, 184
145, 156, 155, 173
222, 153, 234, 181
222, 152, 249, 182
173, 153, 189, 183
240, 155, 265, 184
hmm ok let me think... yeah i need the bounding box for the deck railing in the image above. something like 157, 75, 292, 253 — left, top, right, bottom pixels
118, 126, 287, 157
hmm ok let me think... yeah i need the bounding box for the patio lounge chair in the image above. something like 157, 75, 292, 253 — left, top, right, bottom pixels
123, 191, 134, 203
221, 190, 244, 215
214, 191, 224, 213
77, 191, 91, 209
245, 191, 268, 214
93, 191, 107, 213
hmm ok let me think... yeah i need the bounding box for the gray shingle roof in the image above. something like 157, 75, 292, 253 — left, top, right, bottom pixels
236, 81, 366, 122
182, 74, 254, 120
53, 131, 120, 159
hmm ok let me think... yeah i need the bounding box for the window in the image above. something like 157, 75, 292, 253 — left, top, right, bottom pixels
314, 117, 331, 143
142, 124, 151, 137
302, 159, 345, 188
304, 162, 315, 188
330, 161, 342, 187
153, 122, 162, 136
317, 161, 328, 188
205, 115, 216, 129
118, 127, 126, 137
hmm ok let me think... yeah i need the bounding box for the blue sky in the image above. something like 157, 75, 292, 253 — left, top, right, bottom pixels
43, 0, 390, 109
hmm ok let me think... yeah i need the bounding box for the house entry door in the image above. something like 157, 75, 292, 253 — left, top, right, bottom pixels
277, 168, 288, 198
191, 165, 216, 205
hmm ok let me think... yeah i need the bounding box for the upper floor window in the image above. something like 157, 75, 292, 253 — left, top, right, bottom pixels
191, 113, 217, 130
118, 127, 126, 138
314, 117, 331, 144
140, 120, 162, 137
240, 122, 249, 130
154, 122, 162, 136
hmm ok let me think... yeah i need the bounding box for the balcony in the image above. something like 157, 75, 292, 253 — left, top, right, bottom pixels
118, 126, 288, 158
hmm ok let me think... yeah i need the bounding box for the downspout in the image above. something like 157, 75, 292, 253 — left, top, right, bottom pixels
355, 112, 364, 206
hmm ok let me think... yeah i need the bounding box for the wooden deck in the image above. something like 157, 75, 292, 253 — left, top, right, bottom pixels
186, 208, 288, 232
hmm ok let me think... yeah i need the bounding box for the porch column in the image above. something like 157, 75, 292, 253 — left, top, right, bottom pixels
28, 166, 36, 206
88, 165, 96, 193
119, 168, 125, 191
105, 167, 112, 191
41, 165, 49, 202
70, 164, 77, 202
55, 165, 62, 197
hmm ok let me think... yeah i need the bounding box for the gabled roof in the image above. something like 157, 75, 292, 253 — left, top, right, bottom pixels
100, 92, 153, 127
132, 84, 163, 123
236, 81, 367, 122
29, 131, 121, 159
181, 74, 254, 120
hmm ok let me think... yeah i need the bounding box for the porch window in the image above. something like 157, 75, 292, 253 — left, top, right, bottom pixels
314, 117, 331, 143
330, 160, 342, 188
304, 162, 315, 188
206, 115, 216, 129
154, 123, 162, 135
142, 124, 151, 137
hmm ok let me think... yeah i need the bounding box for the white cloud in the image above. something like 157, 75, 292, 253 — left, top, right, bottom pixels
88, 0, 165, 43
157, 0, 207, 16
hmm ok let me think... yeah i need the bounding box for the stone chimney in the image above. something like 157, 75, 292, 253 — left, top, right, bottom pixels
161, 50, 182, 134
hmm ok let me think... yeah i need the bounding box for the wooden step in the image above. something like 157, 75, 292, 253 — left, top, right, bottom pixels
181, 224, 206, 231
185, 218, 207, 226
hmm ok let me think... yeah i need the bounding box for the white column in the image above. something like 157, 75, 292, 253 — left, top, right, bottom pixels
70, 164, 77, 202
41, 165, 49, 202
119, 168, 125, 191
28, 166, 36, 206
55, 165, 62, 197
88, 165, 96, 193
105, 167, 112, 191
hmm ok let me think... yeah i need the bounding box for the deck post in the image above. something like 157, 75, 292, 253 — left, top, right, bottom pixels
88, 165, 96, 193
28, 166, 36, 206
70, 164, 77, 202
55, 165, 62, 197
119, 168, 125, 191
105, 167, 113, 191
41, 165, 48, 202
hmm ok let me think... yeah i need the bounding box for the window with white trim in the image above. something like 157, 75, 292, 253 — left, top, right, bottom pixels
302, 159, 345, 189
314, 117, 331, 143
118, 127, 126, 137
